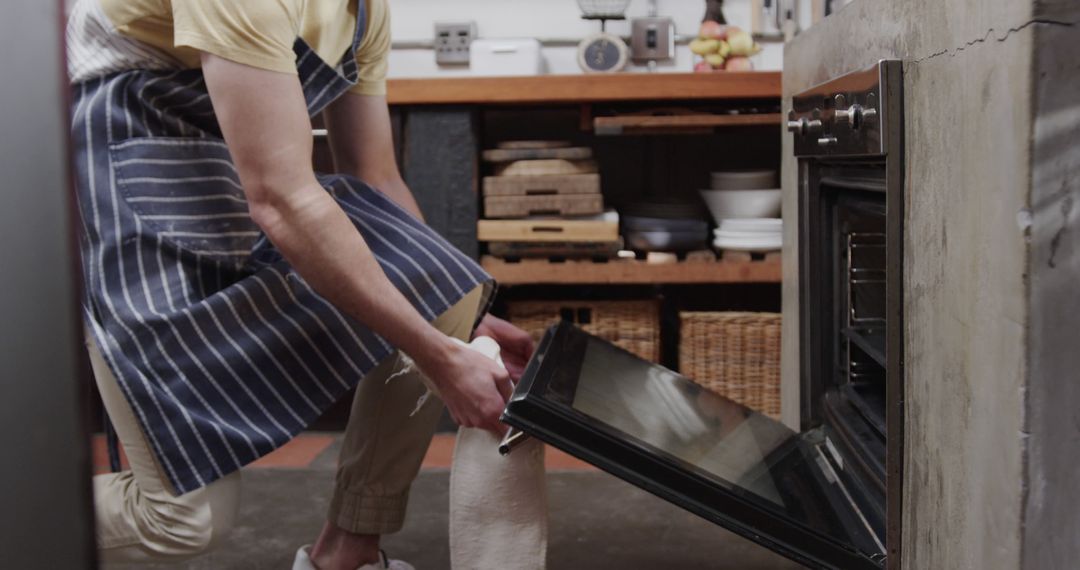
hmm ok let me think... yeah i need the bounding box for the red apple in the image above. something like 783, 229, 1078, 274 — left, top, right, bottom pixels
724, 56, 754, 71
694, 60, 714, 73
698, 20, 728, 40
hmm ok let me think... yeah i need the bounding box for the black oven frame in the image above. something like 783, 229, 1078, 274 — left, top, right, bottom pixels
795, 60, 905, 570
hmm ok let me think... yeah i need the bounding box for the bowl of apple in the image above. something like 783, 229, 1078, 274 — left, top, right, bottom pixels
690, 22, 761, 73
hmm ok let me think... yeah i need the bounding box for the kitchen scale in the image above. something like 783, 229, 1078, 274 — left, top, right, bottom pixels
499, 322, 888, 569
576, 0, 630, 73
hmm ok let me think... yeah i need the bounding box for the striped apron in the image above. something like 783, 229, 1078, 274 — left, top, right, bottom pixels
70, 3, 494, 494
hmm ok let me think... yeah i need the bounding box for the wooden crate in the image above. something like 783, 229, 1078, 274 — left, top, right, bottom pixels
478, 217, 619, 242
494, 159, 599, 177
484, 194, 604, 218
482, 146, 593, 163
679, 311, 781, 418
508, 299, 661, 362
483, 173, 601, 197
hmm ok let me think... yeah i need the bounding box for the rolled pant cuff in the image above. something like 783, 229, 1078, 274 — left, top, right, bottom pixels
329, 489, 410, 535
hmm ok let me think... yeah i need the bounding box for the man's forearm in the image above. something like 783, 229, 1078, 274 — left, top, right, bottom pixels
367, 176, 425, 221
250, 181, 450, 368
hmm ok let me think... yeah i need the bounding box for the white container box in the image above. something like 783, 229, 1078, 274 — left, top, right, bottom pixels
470, 39, 545, 76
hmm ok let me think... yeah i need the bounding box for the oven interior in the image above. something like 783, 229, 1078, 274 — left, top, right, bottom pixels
804, 163, 892, 543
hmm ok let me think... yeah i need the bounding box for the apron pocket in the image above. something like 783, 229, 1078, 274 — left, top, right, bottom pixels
110, 137, 261, 263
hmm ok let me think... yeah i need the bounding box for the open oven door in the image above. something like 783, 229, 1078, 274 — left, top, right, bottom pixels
501, 322, 887, 570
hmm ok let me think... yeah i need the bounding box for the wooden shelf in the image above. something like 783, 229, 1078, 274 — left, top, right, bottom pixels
387, 72, 781, 106
481, 255, 782, 285
593, 113, 783, 135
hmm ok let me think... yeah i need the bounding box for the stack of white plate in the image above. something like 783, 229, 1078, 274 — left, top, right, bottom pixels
712, 218, 782, 253
699, 170, 781, 224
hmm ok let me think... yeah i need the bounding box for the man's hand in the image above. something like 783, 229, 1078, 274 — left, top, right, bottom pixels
474, 314, 535, 381
416, 340, 513, 435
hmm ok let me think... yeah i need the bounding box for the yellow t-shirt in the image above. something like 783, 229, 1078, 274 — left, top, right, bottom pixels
99, 0, 390, 95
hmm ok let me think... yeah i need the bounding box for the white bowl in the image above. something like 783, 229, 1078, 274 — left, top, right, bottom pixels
710, 170, 777, 190
716, 218, 782, 233
714, 230, 781, 240
712, 234, 782, 252
700, 189, 782, 223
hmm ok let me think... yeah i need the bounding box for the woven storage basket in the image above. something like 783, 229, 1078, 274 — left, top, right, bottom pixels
508, 300, 660, 362
679, 312, 781, 418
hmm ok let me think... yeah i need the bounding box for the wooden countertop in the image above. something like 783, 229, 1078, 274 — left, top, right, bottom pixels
386, 72, 781, 106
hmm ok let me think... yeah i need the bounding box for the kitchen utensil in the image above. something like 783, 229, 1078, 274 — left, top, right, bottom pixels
478, 210, 620, 243
700, 189, 782, 222
482, 146, 593, 163
577, 0, 631, 19
484, 193, 604, 218
618, 200, 707, 220
483, 174, 600, 197
712, 234, 782, 252
716, 218, 782, 233
576, 0, 631, 73
494, 159, 599, 177
623, 215, 709, 232
487, 239, 624, 260
626, 229, 708, 252
497, 140, 572, 150
710, 170, 778, 190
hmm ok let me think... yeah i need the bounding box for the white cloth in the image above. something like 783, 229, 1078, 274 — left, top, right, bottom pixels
447, 337, 548, 570
388, 336, 549, 568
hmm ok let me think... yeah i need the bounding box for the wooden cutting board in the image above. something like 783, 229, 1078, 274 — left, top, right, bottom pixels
478, 218, 619, 242
496, 140, 572, 150
484, 193, 604, 218
482, 146, 593, 163
487, 240, 623, 259
483, 174, 601, 197
494, 159, 599, 177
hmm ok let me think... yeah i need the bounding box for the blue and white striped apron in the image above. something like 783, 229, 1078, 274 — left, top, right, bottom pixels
70, 3, 494, 494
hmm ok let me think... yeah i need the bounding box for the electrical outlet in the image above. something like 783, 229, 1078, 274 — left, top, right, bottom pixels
630, 17, 675, 63
435, 21, 476, 66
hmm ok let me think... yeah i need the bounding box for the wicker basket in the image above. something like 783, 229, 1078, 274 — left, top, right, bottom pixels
507, 300, 660, 362
679, 312, 781, 418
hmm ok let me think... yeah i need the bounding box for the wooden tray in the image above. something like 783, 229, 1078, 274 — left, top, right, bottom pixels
482, 146, 593, 163
494, 159, 599, 177
483, 173, 600, 197
484, 194, 604, 218
478, 218, 619, 243
496, 140, 571, 150
487, 240, 623, 260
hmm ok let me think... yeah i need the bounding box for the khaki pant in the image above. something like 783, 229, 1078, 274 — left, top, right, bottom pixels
90, 287, 484, 563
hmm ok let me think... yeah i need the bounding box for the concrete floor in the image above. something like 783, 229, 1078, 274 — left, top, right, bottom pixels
105, 465, 802, 570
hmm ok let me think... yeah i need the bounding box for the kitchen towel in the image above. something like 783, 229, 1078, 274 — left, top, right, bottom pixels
395, 337, 548, 570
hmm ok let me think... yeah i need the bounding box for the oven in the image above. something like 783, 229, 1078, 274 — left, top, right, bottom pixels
496, 60, 904, 570
792, 59, 905, 568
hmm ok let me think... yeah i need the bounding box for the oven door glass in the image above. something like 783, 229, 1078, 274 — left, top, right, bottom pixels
502, 322, 886, 570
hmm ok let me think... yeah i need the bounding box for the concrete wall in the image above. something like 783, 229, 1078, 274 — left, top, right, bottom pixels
781, 0, 1080, 567
1023, 1, 1080, 568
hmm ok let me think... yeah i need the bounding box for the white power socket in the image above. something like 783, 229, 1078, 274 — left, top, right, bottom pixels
435, 21, 476, 66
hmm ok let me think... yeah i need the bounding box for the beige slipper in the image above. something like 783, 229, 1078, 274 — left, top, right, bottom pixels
292, 545, 415, 570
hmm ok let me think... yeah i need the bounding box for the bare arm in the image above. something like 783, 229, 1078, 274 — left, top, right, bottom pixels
324, 92, 538, 380
322, 93, 423, 219
201, 54, 510, 432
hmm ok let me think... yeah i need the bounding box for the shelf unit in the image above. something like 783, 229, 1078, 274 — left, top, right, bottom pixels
593, 113, 783, 136
482, 256, 782, 286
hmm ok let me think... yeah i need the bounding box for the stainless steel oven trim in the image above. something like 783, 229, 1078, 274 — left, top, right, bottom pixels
794, 59, 905, 570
